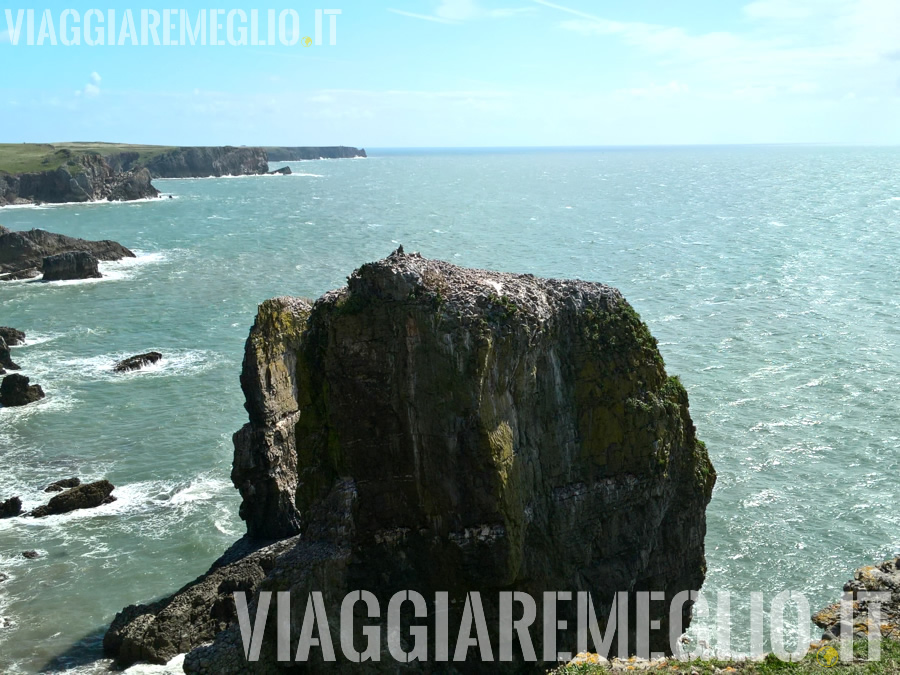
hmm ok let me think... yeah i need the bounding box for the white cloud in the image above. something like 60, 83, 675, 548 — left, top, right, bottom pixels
617, 80, 690, 99
537, 0, 900, 102
387, 8, 457, 23
389, 1, 534, 23
84, 83, 100, 97
90, 71, 101, 84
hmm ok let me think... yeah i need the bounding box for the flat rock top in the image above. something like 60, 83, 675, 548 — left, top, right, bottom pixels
330, 247, 624, 325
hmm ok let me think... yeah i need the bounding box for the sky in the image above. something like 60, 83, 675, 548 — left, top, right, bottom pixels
1, 0, 899, 146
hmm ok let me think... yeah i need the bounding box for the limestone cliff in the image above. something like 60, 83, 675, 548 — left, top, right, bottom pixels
106, 250, 715, 671
135, 146, 269, 178
0, 153, 158, 206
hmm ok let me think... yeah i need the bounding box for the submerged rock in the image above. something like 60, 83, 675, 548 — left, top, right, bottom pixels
44, 477, 81, 493
0, 374, 45, 407
0, 327, 25, 346
0, 497, 22, 518
22, 551, 39, 559
30, 480, 116, 517
114, 352, 163, 372
42, 251, 102, 281
106, 250, 716, 671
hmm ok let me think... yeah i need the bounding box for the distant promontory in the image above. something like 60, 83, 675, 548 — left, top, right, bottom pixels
265, 145, 366, 161
0, 143, 367, 206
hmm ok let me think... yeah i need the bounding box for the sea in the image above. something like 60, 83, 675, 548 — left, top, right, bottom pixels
0, 146, 898, 672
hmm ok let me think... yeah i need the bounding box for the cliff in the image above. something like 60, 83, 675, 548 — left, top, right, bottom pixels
123, 146, 270, 178
0, 151, 158, 207
265, 145, 367, 161
105, 250, 715, 671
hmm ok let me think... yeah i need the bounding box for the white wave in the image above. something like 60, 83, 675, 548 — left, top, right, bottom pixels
48, 349, 219, 382
290, 172, 324, 178
6, 331, 64, 347
124, 654, 186, 674
1, 251, 167, 287
0, 196, 167, 210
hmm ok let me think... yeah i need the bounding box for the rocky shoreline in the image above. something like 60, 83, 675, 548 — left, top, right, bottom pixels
104, 249, 716, 671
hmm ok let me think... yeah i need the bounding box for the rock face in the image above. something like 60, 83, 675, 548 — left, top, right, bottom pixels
0, 327, 25, 346
0, 226, 134, 280
0, 374, 45, 407
0, 497, 22, 518
107, 168, 157, 201
106, 250, 715, 672
265, 146, 367, 161
114, 352, 163, 372
44, 477, 81, 493
0, 153, 159, 206
813, 557, 900, 641
42, 251, 102, 281
30, 480, 116, 517
140, 147, 269, 178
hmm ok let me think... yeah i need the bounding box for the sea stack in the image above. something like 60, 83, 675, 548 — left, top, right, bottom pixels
105, 250, 716, 671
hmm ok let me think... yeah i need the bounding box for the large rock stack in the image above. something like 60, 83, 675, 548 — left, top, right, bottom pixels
106, 250, 716, 672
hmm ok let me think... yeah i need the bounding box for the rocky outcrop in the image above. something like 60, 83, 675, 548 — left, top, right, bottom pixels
267, 166, 292, 175
139, 147, 269, 178
105, 535, 298, 668
265, 146, 367, 161
44, 477, 81, 493
0, 497, 22, 518
0, 327, 25, 346
0, 337, 20, 372
106, 250, 715, 672
0, 226, 134, 280
0, 374, 45, 407
29, 480, 116, 517
42, 251, 102, 281
813, 557, 900, 641
0, 153, 159, 206
114, 352, 163, 372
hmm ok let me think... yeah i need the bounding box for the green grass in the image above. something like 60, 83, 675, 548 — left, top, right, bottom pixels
551, 640, 900, 674
0, 143, 175, 175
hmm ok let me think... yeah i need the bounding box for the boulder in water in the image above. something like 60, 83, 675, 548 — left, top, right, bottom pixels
44, 477, 81, 493
22, 551, 39, 559
42, 251, 102, 281
30, 480, 116, 517
0, 327, 25, 346
0, 337, 19, 372
0, 374, 45, 407
0, 497, 22, 518
114, 352, 163, 372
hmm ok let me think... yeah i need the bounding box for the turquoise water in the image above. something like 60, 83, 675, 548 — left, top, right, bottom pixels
0, 147, 899, 671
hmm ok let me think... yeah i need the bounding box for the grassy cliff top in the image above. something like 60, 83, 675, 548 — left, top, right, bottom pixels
0, 143, 176, 175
